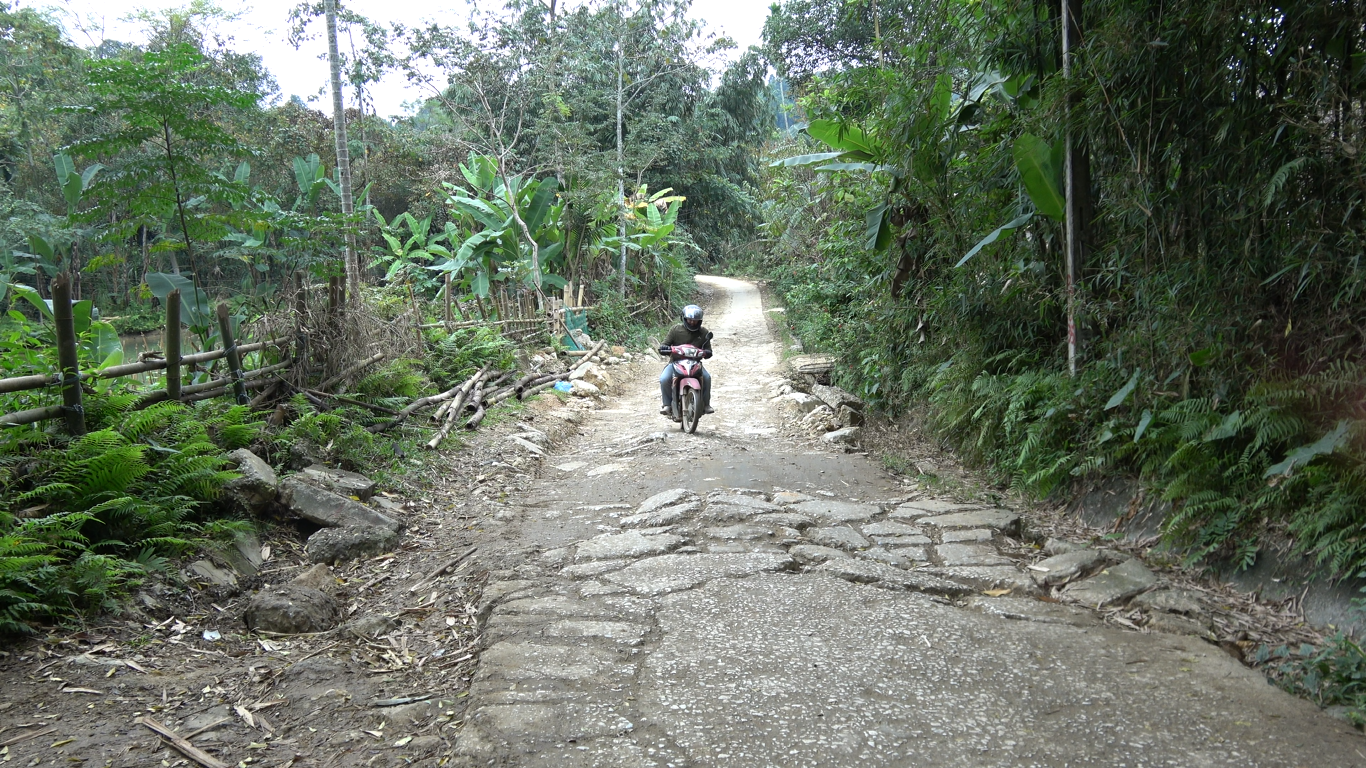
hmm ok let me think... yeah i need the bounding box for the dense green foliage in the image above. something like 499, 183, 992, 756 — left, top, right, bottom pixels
755, 0, 1366, 578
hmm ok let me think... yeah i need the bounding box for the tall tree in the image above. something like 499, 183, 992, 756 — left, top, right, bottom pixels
324, 0, 360, 296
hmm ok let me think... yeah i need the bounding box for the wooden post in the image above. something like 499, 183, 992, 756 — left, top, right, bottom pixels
51, 274, 85, 435
576, 284, 585, 308
165, 289, 182, 402
564, 282, 573, 308
216, 303, 249, 405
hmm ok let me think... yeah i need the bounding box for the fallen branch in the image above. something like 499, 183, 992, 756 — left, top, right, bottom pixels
408, 546, 477, 593
304, 388, 399, 416
369, 376, 477, 433
1, 726, 57, 747
318, 352, 385, 392
137, 717, 229, 768
520, 376, 568, 400
462, 373, 496, 430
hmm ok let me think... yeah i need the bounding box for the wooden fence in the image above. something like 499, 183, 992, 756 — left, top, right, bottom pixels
0, 279, 291, 433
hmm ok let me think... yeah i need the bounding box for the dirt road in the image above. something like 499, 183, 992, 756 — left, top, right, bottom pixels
452, 276, 1363, 766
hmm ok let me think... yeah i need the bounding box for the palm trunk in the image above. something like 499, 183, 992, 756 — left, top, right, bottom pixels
325, 0, 360, 299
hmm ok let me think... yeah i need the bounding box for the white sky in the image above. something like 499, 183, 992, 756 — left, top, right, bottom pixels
35, 0, 772, 118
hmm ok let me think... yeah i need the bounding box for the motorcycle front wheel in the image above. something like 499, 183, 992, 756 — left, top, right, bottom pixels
680, 388, 700, 434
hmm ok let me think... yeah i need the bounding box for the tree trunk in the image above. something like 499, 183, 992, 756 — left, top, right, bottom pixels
1061, 0, 1091, 377
325, 0, 360, 299
616, 42, 627, 297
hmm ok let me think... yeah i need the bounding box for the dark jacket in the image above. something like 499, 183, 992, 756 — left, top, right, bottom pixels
663, 324, 712, 360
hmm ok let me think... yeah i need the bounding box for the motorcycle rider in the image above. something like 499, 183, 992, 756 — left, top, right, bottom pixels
657, 304, 714, 417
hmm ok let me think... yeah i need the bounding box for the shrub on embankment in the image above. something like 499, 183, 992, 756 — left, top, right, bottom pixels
752, 0, 1366, 581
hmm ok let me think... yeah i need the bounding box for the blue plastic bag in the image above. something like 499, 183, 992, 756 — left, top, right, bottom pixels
553, 381, 573, 393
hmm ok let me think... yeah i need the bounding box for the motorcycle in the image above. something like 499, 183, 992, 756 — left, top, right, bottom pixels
658, 334, 712, 433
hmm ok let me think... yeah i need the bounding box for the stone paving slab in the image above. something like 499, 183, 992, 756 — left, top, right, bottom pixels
789, 499, 881, 523
604, 552, 795, 596
576, 531, 684, 561
919, 508, 1021, 533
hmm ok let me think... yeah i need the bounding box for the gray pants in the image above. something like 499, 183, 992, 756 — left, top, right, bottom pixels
660, 364, 711, 410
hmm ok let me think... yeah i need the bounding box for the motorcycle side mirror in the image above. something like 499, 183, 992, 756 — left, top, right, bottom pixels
707, 331, 714, 340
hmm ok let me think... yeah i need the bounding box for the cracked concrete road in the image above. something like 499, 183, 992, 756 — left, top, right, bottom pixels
455, 276, 1361, 767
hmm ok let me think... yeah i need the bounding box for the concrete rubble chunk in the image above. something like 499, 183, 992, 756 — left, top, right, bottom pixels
469, 702, 634, 742
920, 509, 1021, 535
790, 500, 881, 524
873, 534, 933, 548
575, 531, 683, 561
495, 595, 617, 619
836, 404, 863, 427
962, 595, 1102, 627
635, 489, 697, 517
1063, 558, 1158, 606
776, 392, 824, 415
289, 563, 334, 591
544, 620, 648, 645
941, 528, 994, 543
808, 526, 871, 551
811, 383, 863, 412
856, 548, 908, 568
898, 499, 985, 515
708, 494, 781, 513
751, 512, 816, 529
223, 448, 278, 513
1045, 537, 1089, 556
305, 525, 398, 564
187, 559, 237, 589
704, 524, 771, 541
861, 521, 921, 537
936, 543, 1012, 567
570, 379, 600, 397
771, 491, 816, 505
926, 566, 1040, 596
821, 426, 862, 446
816, 559, 971, 596
243, 584, 339, 634
620, 500, 699, 528
509, 436, 545, 455
216, 530, 264, 577
1132, 587, 1208, 616
888, 545, 929, 561
1145, 611, 1216, 640
475, 642, 629, 683
280, 477, 401, 532
604, 552, 794, 596
298, 464, 376, 501
561, 560, 631, 579
1030, 548, 1107, 586
788, 544, 850, 565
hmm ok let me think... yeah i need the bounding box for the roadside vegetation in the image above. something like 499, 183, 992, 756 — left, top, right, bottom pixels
0, 0, 765, 635
752, 0, 1366, 582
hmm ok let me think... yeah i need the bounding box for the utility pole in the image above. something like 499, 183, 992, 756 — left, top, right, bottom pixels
325, 0, 360, 299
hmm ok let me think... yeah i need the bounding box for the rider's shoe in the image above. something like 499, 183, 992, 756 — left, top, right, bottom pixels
704, 406, 715, 414
659, 406, 671, 416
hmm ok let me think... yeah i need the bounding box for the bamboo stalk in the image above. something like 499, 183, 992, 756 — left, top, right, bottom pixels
426, 368, 487, 449
216, 303, 249, 405
51, 274, 85, 436
317, 352, 384, 392
165, 290, 181, 401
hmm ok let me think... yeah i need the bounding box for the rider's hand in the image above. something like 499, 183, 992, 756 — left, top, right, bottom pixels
702, 349, 713, 359
657, 345, 672, 356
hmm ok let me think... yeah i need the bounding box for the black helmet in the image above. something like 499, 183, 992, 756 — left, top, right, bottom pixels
682, 305, 703, 331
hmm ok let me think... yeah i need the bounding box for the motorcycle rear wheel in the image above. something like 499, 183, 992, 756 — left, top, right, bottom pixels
680, 389, 700, 434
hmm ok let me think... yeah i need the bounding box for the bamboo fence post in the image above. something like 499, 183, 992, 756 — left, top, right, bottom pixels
165, 289, 182, 402
216, 304, 249, 405
51, 274, 85, 436
576, 284, 585, 307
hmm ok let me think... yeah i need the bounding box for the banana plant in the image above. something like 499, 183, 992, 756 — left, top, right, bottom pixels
955, 133, 1065, 268
7, 283, 122, 370
771, 118, 899, 251
430, 154, 568, 297
605, 186, 691, 272
373, 211, 452, 291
